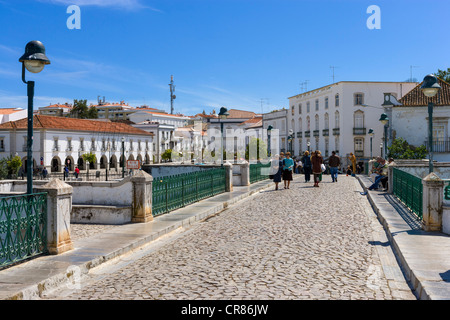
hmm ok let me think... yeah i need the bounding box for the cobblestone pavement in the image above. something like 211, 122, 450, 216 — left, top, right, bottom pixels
44, 175, 416, 300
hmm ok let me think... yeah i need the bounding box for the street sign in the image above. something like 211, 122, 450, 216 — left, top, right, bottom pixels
127, 160, 140, 169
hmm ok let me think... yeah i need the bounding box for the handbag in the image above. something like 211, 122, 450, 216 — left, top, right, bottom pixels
321, 163, 326, 172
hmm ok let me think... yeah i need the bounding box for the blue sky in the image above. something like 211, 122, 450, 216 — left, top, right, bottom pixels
0, 0, 449, 115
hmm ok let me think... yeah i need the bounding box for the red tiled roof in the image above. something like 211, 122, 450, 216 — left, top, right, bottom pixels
0, 115, 153, 136
227, 109, 256, 119
0, 108, 24, 115
398, 77, 450, 107
240, 116, 263, 125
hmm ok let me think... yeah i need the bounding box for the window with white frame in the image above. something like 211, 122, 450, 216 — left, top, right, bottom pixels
325, 97, 329, 109
298, 118, 302, 131
307, 116, 310, 131
0, 138, 4, 152
354, 93, 364, 106
53, 138, 59, 151
335, 94, 339, 107
306, 102, 310, 113
315, 114, 319, 130
291, 105, 295, 115
354, 111, 364, 128
335, 111, 340, 128
298, 104, 302, 114
324, 113, 329, 130
354, 138, 364, 152
315, 99, 319, 111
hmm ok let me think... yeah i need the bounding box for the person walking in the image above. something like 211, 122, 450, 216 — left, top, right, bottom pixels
311, 150, 323, 187
64, 165, 69, 180
74, 166, 80, 179
270, 154, 283, 190
301, 151, 311, 182
282, 152, 294, 189
349, 153, 357, 177
42, 167, 48, 179
328, 151, 340, 182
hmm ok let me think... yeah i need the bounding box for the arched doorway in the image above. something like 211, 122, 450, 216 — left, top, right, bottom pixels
136, 154, 143, 165
77, 156, 85, 170
144, 153, 150, 164
65, 156, 74, 171
51, 156, 61, 172
21, 157, 37, 174
100, 155, 108, 169
110, 155, 117, 170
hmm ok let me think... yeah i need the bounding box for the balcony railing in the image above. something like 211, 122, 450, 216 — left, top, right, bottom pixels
424, 139, 450, 153
333, 128, 340, 136
353, 127, 366, 135
304, 131, 310, 138
354, 150, 364, 157
322, 129, 329, 136
313, 130, 320, 137
296, 132, 302, 138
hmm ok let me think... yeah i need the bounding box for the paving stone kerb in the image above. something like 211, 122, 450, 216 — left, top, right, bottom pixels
357, 175, 450, 300
0, 178, 274, 300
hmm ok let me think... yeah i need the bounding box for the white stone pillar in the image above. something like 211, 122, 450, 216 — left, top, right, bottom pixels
131, 170, 154, 223
422, 172, 444, 232
240, 161, 250, 186
224, 162, 233, 192
34, 178, 73, 255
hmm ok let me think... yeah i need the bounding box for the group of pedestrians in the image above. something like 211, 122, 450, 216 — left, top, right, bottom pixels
271, 150, 340, 190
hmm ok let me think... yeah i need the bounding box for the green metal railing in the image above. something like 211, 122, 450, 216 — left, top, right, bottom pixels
0, 193, 47, 268
444, 180, 450, 201
152, 168, 226, 217
393, 168, 423, 219
250, 162, 271, 183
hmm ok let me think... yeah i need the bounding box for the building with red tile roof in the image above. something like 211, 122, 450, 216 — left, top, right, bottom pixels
0, 115, 154, 173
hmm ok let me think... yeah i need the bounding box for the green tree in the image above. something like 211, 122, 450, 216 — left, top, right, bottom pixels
436, 68, 450, 83
388, 138, 427, 159
87, 105, 98, 119
7, 155, 22, 178
82, 152, 96, 174
70, 99, 89, 118
245, 138, 268, 161
0, 158, 8, 179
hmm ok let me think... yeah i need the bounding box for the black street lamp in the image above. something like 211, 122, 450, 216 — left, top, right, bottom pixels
368, 128, 374, 159
218, 107, 229, 166
379, 113, 389, 159
267, 125, 273, 157
19, 41, 50, 195
121, 137, 125, 178
420, 74, 441, 173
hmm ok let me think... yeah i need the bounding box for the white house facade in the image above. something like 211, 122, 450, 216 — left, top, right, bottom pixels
391, 77, 450, 162
262, 109, 288, 154
287, 81, 417, 164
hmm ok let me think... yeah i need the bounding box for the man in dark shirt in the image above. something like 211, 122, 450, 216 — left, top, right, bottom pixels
328, 151, 340, 182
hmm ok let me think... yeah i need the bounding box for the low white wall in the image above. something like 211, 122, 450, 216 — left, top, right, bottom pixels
443, 206, 450, 235
70, 179, 132, 206
71, 205, 131, 225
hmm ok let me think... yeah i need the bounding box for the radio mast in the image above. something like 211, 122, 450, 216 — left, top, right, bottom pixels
169, 75, 176, 114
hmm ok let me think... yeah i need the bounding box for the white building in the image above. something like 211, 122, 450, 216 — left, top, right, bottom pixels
262, 109, 288, 154
0, 108, 27, 124
37, 103, 72, 117
287, 81, 417, 165
0, 115, 154, 173
390, 77, 450, 162
129, 111, 190, 163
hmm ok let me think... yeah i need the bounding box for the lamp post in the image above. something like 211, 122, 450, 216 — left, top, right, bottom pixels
368, 128, 374, 159
379, 113, 389, 159
19, 41, 50, 195
121, 137, 125, 178
380, 143, 383, 158
420, 74, 441, 173
267, 125, 273, 157
218, 107, 229, 166
307, 141, 311, 153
